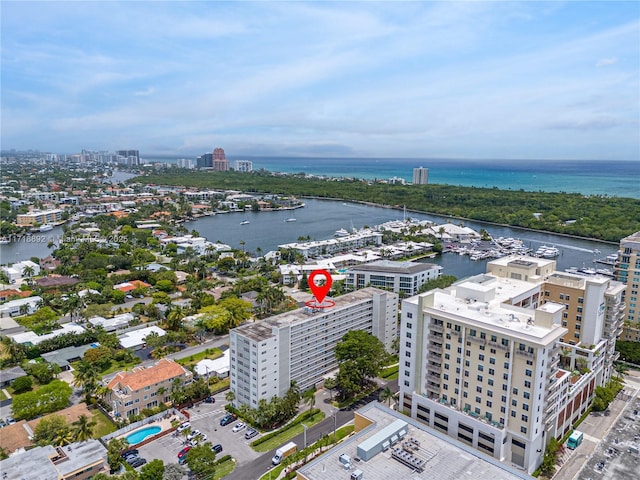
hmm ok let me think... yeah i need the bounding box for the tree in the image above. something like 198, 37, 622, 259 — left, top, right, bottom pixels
165, 305, 185, 331
83, 345, 113, 371
197, 304, 232, 334
379, 386, 394, 407
1, 336, 26, 365
23, 362, 60, 385
32, 414, 70, 446
11, 380, 72, 420
218, 296, 253, 326
334, 330, 389, 398
11, 376, 32, 393
22, 264, 35, 279
185, 443, 217, 479
163, 463, 186, 480
139, 459, 165, 480
72, 360, 100, 402
303, 389, 316, 412
324, 377, 337, 401
106, 438, 128, 472
71, 414, 97, 442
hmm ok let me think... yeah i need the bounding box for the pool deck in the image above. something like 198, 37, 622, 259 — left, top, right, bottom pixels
117, 417, 176, 446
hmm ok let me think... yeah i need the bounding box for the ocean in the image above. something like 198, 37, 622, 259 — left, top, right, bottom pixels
146, 157, 640, 199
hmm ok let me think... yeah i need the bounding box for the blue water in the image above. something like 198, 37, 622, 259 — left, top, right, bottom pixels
126, 425, 161, 444
145, 156, 640, 198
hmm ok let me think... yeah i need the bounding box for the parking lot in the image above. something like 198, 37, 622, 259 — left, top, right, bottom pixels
137, 393, 262, 469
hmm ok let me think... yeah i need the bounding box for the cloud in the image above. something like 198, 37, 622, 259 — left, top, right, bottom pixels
596, 57, 619, 67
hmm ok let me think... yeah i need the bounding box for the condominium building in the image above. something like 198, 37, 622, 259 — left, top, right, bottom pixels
345, 260, 443, 296
16, 208, 63, 226
399, 256, 625, 474
230, 287, 398, 408
616, 231, 640, 341
413, 167, 429, 185
116, 149, 140, 166
106, 358, 192, 417
213, 147, 229, 171
278, 230, 383, 259
234, 160, 253, 172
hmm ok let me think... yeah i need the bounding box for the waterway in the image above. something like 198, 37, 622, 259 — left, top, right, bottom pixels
0, 199, 619, 280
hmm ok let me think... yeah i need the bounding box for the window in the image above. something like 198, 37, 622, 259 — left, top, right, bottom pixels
504, 362, 510, 369
490, 357, 496, 365
405, 361, 411, 367
521, 414, 528, 422
511, 410, 516, 418
476, 396, 482, 404
489, 368, 495, 375
476, 386, 482, 393
521, 426, 527, 434
523, 404, 529, 411
405, 351, 411, 358
477, 375, 483, 382
524, 392, 530, 399
487, 390, 493, 397
406, 332, 412, 339
513, 387, 518, 395
525, 369, 532, 377
407, 314, 413, 320
512, 399, 517, 406
486, 400, 492, 407
405, 341, 412, 347
479, 354, 485, 361
488, 379, 494, 386
524, 380, 531, 388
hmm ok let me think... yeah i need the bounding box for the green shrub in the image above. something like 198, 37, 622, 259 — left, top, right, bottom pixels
11, 376, 32, 393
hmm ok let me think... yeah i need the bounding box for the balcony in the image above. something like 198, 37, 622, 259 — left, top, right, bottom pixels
544, 413, 556, 425
426, 384, 440, 395
468, 336, 486, 346
488, 341, 508, 351
450, 329, 460, 336
427, 371, 441, 380
427, 363, 442, 374
427, 353, 442, 363
428, 334, 444, 344
430, 324, 444, 333
515, 350, 534, 359
428, 344, 443, 354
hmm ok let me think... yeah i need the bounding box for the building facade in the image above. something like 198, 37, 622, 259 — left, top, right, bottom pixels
16, 208, 63, 226
399, 256, 624, 474
345, 260, 443, 296
230, 287, 398, 408
616, 231, 640, 341
413, 167, 429, 185
116, 149, 140, 166
213, 147, 229, 171
106, 358, 192, 417
234, 160, 253, 172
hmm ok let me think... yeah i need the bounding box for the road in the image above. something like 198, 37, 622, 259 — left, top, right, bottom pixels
226, 410, 354, 480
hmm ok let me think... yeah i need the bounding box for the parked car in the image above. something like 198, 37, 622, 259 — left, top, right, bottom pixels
187, 429, 202, 441
121, 449, 139, 459
188, 439, 199, 447
204, 396, 216, 404
177, 422, 191, 433
130, 457, 147, 468
0, 420, 6, 428
178, 446, 191, 459
211, 444, 223, 454
245, 428, 259, 440
6, 417, 15, 425
125, 455, 141, 465
232, 422, 246, 433
220, 414, 237, 426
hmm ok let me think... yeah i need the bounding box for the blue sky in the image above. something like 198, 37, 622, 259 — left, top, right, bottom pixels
1, 1, 639, 160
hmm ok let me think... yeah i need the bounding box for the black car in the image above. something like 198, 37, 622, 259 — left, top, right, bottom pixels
130, 457, 147, 468
220, 413, 237, 426
211, 444, 223, 454
204, 396, 216, 404
121, 449, 139, 459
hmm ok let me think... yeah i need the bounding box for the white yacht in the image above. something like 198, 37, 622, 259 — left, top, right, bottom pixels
39, 224, 54, 232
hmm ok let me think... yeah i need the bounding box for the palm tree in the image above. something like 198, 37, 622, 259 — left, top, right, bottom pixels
166, 306, 185, 331
18, 303, 30, 316
72, 360, 99, 402
379, 386, 394, 407
22, 264, 35, 279
225, 390, 236, 405
303, 390, 316, 413
71, 414, 97, 441
1, 336, 26, 364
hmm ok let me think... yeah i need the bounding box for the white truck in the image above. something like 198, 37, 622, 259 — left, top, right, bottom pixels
271, 441, 297, 465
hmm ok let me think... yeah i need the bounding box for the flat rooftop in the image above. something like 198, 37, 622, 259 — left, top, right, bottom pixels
406, 275, 566, 344
488, 255, 555, 269
299, 403, 532, 480
348, 259, 441, 275
234, 287, 392, 342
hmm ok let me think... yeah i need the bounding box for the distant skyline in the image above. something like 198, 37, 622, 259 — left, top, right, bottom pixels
1, 1, 639, 160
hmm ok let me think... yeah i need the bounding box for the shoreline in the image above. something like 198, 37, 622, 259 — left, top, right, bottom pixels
302, 195, 619, 246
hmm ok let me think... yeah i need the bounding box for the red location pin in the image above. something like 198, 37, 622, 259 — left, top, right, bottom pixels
308, 269, 333, 304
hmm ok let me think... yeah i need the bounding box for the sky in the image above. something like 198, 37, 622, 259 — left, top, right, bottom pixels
1, 1, 639, 160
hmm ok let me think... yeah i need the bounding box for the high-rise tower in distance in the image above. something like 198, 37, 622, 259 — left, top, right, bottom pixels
413, 166, 429, 184
617, 231, 640, 341
213, 147, 229, 171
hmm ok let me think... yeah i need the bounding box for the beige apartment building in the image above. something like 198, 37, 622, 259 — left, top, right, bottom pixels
616, 231, 640, 341
106, 358, 192, 418
16, 208, 63, 226
400, 256, 625, 474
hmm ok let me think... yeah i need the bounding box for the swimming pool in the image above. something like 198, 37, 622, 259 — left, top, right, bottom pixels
125, 425, 161, 444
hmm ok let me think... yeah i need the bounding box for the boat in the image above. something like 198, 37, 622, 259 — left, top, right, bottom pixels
39, 224, 54, 232
535, 245, 560, 258
334, 228, 349, 237
240, 220, 250, 225
284, 218, 297, 222
565, 267, 579, 274
0, 237, 10, 245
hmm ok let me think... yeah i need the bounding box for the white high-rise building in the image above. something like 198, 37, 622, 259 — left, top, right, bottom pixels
413, 167, 429, 185
399, 256, 625, 474
230, 287, 398, 408
234, 160, 253, 172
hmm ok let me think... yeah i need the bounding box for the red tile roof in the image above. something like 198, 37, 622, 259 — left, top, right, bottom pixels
107, 358, 190, 392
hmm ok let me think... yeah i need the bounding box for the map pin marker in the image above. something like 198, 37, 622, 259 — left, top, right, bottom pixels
308, 269, 333, 304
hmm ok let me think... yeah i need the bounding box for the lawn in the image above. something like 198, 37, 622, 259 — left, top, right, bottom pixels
380, 364, 399, 380
213, 458, 236, 479
0, 389, 7, 401
210, 377, 230, 393
91, 408, 117, 438
252, 410, 325, 452
176, 348, 223, 368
